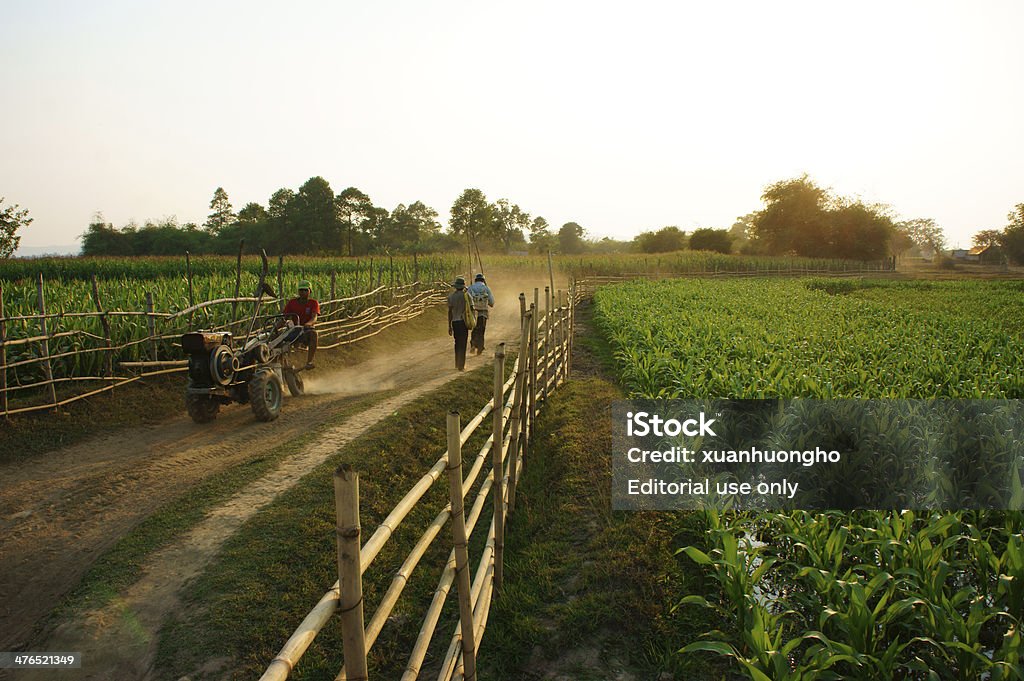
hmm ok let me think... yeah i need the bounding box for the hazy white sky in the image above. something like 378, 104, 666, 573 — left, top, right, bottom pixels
2, 0, 1022, 251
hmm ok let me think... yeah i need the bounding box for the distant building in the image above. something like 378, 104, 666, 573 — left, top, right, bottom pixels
969, 244, 1004, 265
950, 248, 970, 260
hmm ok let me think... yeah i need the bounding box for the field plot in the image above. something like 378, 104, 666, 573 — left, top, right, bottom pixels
595, 278, 1024, 680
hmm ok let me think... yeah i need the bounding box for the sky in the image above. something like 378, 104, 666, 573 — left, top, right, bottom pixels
2, 0, 1022, 253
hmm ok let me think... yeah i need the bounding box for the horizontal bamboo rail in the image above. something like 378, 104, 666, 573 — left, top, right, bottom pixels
261, 281, 577, 681
0, 282, 446, 417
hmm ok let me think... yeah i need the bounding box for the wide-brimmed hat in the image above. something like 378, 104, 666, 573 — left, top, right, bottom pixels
453, 276, 466, 288
474, 273, 485, 281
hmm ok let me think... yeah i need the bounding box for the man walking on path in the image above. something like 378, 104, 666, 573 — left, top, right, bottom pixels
468, 273, 494, 355
447, 276, 470, 371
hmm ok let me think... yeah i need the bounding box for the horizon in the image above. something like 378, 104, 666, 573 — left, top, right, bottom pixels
3, 1, 1023, 254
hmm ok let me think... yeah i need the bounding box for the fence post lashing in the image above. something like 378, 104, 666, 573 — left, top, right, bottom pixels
36, 274, 58, 411
145, 292, 158, 362
231, 239, 244, 326
334, 464, 369, 681
90, 275, 114, 389
0, 283, 7, 418
446, 411, 478, 681
492, 343, 506, 593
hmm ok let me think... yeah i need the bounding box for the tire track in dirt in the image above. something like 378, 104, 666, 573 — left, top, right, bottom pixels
0, 271, 548, 679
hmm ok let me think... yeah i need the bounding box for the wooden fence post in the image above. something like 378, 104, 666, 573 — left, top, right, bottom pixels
0, 283, 7, 418
529, 291, 538, 420
277, 255, 284, 313
543, 286, 551, 398
492, 343, 506, 593
507, 304, 530, 512
334, 464, 369, 681
185, 251, 195, 330
331, 270, 337, 302
231, 239, 244, 327
413, 252, 419, 284
145, 292, 158, 362
90, 276, 114, 389
446, 411, 478, 681
36, 274, 58, 410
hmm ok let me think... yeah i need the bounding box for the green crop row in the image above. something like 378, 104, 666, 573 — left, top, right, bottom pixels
595, 277, 1024, 679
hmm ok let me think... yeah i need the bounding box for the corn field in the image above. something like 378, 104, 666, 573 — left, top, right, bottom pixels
595, 277, 1024, 679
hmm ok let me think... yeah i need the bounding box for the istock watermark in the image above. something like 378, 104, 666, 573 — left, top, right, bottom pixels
612, 399, 1024, 511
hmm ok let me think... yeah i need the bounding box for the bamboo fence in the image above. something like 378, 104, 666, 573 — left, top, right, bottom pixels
0, 278, 448, 417
258, 280, 580, 681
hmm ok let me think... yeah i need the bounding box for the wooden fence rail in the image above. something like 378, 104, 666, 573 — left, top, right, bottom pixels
259, 280, 579, 681
0, 280, 447, 418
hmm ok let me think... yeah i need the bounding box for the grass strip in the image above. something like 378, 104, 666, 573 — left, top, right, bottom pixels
478, 376, 726, 680
155, 363, 502, 681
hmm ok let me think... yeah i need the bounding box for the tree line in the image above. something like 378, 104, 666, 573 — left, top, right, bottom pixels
79, 179, 601, 258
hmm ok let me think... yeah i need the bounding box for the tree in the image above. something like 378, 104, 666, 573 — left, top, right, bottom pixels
292, 176, 341, 253
336, 187, 374, 256
972, 229, 1002, 248
729, 213, 756, 253
528, 216, 554, 254
81, 213, 134, 256
1000, 203, 1024, 264
491, 199, 530, 251
204, 187, 236, 233
450, 189, 493, 267
751, 175, 831, 256
558, 222, 586, 254
0, 197, 32, 257
386, 200, 441, 252
689, 228, 733, 253
896, 218, 946, 256
829, 202, 894, 260
635, 226, 687, 253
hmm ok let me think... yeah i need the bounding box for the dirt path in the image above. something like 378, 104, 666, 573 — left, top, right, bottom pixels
0, 272, 547, 679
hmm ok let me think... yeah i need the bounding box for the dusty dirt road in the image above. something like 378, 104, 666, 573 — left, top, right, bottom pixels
0, 271, 553, 679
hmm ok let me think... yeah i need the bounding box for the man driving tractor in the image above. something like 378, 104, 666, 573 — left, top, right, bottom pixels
283, 280, 319, 370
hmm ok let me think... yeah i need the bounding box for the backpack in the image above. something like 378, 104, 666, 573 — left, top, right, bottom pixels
463, 290, 477, 330
470, 286, 490, 311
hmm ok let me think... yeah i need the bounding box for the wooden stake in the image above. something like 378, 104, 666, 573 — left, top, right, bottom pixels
334, 464, 369, 681
413, 252, 419, 284
543, 286, 551, 399
90, 276, 115, 389
277, 254, 285, 312
145, 292, 158, 362
0, 283, 7, 418
492, 343, 506, 593
185, 250, 195, 330
529, 292, 538, 421
446, 411, 478, 681
36, 274, 58, 410
331, 270, 337, 302
231, 239, 244, 326
507, 307, 530, 512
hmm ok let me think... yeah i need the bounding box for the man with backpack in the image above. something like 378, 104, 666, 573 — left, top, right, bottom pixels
447, 276, 472, 371
467, 273, 494, 355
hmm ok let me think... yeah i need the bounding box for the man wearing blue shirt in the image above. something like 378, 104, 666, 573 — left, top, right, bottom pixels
467, 273, 495, 355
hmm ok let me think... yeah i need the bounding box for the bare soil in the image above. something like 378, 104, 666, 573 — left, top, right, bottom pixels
0, 271, 551, 679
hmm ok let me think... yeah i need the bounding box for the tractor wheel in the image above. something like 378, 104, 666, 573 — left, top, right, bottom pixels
284, 368, 304, 397
248, 370, 283, 421
186, 394, 220, 423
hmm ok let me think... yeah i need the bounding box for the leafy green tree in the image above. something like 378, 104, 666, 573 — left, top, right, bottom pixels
689, 227, 733, 253
450, 189, 494, 260
729, 213, 756, 253
81, 214, 134, 256
896, 217, 946, 256
1000, 203, 1024, 264
528, 216, 554, 254
0, 197, 32, 257
829, 202, 894, 260
558, 221, 586, 254
972, 229, 1002, 248
492, 199, 530, 251
204, 187, 236, 233
387, 201, 441, 252
292, 176, 341, 253
336, 187, 374, 256
751, 175, 831, 256
635, 226, 687, 253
